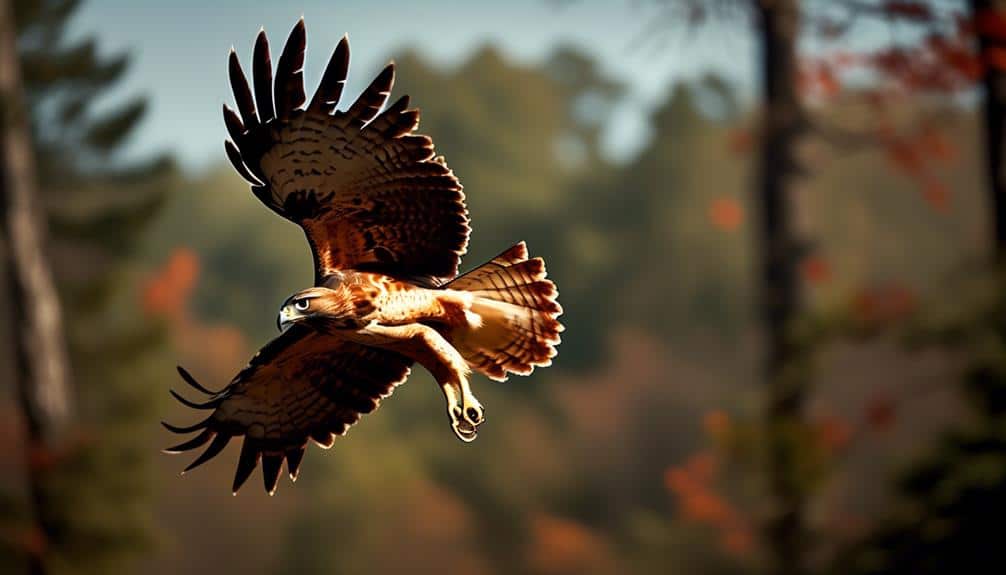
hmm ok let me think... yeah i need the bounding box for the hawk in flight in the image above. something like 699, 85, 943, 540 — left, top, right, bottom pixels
163, 20, 562, 495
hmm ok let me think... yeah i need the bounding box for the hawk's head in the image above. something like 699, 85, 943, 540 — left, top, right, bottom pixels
277, 286, 350, 332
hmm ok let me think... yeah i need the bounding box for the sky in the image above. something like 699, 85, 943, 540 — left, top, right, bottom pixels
68, 0, 757, 169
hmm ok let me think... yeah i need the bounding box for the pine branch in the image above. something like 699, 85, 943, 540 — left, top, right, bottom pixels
83, 98, 146, 153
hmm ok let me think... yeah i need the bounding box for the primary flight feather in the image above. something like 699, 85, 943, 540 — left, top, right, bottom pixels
163, 19, 563, 495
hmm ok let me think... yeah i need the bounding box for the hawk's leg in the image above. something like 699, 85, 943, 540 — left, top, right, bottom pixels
365, 322, 485, 442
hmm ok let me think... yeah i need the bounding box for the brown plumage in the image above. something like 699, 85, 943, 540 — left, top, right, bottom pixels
164, 19, 562, 495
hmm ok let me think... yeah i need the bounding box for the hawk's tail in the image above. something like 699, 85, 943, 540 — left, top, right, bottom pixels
446, 242, 563, 381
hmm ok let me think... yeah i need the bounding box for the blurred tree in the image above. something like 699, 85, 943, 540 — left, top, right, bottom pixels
651, 2, 813, 572
646, 2, 988, 574
636, 1, 818, 571
747, 6, 812, 574
795, 3, 1006, 572
1, 0, 172, 573
972, 1, 1006, 256
1, 0, 74, 573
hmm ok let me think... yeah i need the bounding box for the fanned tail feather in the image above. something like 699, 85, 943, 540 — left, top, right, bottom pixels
447, 242, 562, 381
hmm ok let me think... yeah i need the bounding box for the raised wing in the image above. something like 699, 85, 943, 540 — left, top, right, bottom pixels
224, 20, 470, 284
163, 325, 412, 495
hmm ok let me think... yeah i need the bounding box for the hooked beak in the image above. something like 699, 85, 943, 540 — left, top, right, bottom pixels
277, 305, 299, 333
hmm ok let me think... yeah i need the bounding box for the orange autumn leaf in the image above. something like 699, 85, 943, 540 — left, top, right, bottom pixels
721, 527, 754, 557
685, 452, 719, 483
871, 48, 911, 79
141, 246, 251, 382
885, 139, 924, 175
852, 284, 918, 325
680, 490, 734, 525
924, 181, 950, 212
664, 467, 692, 494
800, 256, 831, 285
918, 128, 957, 162
817, 416, 853, 454
528, 514, 616, 575
818, 64, 840, 97
797, 61, 842, 98
703, 409, 731, 439
142, 247, 200, 319
709, 197, 743, 231
665, 455, 754, 558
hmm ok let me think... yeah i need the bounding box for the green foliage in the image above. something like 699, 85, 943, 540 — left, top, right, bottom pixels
617, 78, 752, 347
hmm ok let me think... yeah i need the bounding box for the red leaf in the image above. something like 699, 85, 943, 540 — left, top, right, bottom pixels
885, 138, 923, 175
818, 63, 840, 96
703, 410, 731, 438
709, 197, 743, 232
918, 127, 957, 162
883, 1, 932, 21
817, 416, 853, 453
800, 256, 831, 285
865, 393, 897, 432
924, 181, 950, 212
977, 9, 1006, 41
852, 284, 918, 325
141, 247, 200, 319
986, 46, 1006, 71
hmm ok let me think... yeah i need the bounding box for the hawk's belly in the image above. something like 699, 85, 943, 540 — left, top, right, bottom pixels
339, 273, 449, 328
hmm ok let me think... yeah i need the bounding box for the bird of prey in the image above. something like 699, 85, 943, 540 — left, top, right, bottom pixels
163, 19, 563, 495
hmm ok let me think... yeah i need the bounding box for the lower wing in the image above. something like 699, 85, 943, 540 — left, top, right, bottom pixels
162, 324, 412, 495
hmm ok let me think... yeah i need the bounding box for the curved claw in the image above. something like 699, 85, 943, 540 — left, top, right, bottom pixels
463, 402, 484, 427
448, 400, 484, 443
440, 374, 484, 443
170, 389, 220, 410
450, 415, 479, 443
177, 365, 221, 396
162, 415, 212, 434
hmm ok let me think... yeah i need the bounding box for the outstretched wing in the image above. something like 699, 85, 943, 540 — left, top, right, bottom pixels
224, 20, 470, 285
163, 325, 412, 495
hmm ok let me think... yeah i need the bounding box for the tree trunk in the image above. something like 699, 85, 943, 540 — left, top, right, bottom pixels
972, 0, 1006, 259
0, 0, 74, 572
754, 1, 807, 574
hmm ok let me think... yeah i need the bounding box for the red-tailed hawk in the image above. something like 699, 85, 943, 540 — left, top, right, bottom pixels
163, 19, 562, 495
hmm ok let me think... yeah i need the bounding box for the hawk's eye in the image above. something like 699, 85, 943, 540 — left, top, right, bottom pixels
294, 299, 310, 312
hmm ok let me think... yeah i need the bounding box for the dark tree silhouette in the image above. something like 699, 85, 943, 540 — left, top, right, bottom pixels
972, 0, 1006, 257
641, 2, 812, 573
753, 3, 810, 575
